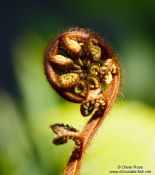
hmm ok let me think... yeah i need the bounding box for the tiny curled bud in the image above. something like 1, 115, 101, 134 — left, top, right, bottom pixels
80, 97, 106, 116
49, 54, 74, 66
62, 36, 82, 54
74, 80, 88, 97
88, 38, 101, 61
58, 73, 80, 89
50, 123, 83, 155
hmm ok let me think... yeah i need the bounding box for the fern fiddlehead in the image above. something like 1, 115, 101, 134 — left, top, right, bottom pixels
44, 27, 120, 175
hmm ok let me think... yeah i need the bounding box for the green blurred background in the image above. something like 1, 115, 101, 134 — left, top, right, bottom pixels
1, 1, 155, 175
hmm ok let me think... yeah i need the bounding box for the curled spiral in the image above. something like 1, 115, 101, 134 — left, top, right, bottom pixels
50, 123, 83, 158
44, 28, 118, 117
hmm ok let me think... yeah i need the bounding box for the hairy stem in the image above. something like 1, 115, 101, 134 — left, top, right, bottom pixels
64, 64, 120, 175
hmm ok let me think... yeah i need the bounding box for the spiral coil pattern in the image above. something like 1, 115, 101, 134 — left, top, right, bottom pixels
44, 28, 118, 116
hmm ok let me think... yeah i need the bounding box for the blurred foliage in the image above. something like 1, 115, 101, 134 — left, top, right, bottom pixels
1, 0, 155, 175
1, 84, 155, 175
